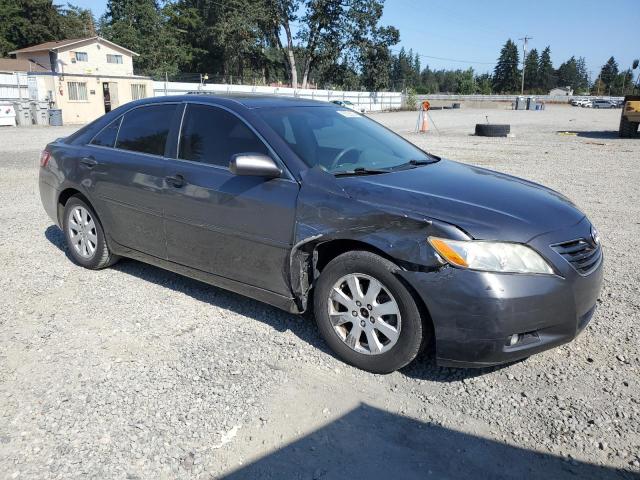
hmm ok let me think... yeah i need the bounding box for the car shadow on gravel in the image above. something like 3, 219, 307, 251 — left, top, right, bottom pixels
44, 225, 330, 354
400, 348, 518, 383
556, 130, 620, 139
45, 225, 522, 383
220, 404, 635, 480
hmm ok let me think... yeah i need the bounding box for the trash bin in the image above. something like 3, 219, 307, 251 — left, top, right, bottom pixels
0, 103, 16, 126
48, 109, 63, 126
31, 101, 49, 125
452, 102, 461, 109
527, 97, 537, 110
12, 101, 31, 126
515, 96, 527, 110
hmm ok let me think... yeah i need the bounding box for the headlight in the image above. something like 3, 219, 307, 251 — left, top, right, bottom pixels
428, 237, 554, 275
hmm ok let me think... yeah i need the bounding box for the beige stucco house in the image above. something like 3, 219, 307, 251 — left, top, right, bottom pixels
9, 37, 153, 124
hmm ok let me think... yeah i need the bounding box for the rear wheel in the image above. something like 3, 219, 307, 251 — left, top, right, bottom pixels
62, 196, 118, 269
313, 251, 426, 373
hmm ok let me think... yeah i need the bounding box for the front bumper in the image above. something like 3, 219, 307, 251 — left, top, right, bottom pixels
400, 218, 604, 368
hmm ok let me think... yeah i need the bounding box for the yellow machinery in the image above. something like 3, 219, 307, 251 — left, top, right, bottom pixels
619, 95, 640, 138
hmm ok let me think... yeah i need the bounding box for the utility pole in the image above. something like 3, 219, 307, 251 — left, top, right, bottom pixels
519, 36, 533, 94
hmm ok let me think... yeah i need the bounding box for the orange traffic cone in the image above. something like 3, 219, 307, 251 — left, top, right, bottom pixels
420, 111, 429, 133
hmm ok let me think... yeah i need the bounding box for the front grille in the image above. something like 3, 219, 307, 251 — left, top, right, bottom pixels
551, 238, 602, 275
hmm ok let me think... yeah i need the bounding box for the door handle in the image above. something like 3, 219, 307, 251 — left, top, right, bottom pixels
166, 174, 185, 188
80, 157, 98, 168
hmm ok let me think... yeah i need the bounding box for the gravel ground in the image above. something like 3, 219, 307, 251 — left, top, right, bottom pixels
0, 105, 638, 479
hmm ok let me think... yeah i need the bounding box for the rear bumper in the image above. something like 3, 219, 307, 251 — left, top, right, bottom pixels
400, 219, 604, 368
39, 174, 60, 227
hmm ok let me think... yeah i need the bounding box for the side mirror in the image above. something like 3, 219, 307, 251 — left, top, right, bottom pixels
229, 153, 282, 178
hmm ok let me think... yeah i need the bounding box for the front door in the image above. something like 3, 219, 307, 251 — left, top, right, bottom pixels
163, 103, 299, 296
85, 103, 180, 258
102, 82, 111, 113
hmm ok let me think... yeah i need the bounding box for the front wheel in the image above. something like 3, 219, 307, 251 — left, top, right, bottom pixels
313, 251, 426, 373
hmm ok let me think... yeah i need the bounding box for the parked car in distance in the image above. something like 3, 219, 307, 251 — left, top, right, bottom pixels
591, 99, 616, 109
581, 100, 593, 108
39, 95, 604, 373
571, 98, 589, 107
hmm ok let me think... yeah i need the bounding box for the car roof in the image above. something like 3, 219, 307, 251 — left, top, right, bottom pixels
138, 94, 333, 109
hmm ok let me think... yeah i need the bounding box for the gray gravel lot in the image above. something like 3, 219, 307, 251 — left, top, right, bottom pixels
0, 105, 638, 479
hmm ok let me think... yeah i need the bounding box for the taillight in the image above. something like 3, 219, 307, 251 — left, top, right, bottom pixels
40, 150, 51, 167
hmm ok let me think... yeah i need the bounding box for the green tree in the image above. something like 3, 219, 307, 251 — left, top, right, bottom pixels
264, 0, 397, 88
169, 0, 269, 81
0, 0, 63, 56
100, 0, 187, 77
475, 73, 492, 94
391, 47, 414, 89
492, 39, 520, 93
358, 26, 397, 91
59, 4, 95, 38
599, 56, 619, 90
523, 48, 539, 91
556, 56, 580, 90
575, 56, 589, 92
537, 46, 555, 92
456, 68, 475, 94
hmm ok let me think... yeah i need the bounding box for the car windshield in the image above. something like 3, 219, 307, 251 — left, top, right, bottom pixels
257, 106, 435, 174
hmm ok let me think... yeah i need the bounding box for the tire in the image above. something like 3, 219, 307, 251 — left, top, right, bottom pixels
619, 115, 639, 138
313, 251, 426, 374
62, 196, 118, 269
475, 123, 510, 137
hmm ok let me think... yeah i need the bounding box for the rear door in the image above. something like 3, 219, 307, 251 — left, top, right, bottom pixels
85, 103, 179, 258
163, 103, 299, 296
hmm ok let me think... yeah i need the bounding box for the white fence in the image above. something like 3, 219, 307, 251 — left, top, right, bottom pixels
419, 93, 625, 103
153, 81, 403, 112
0, 73, 28, 101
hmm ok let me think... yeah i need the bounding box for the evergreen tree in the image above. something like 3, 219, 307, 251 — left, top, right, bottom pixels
523, 48, 539, 91
59, 5, 95, 38
599, 56, 619, 90
537, 46, 555, 92
100, 0, 186, 76
575, 57, 589, 92
492, 39, 520, 93
556, 56, 579, 89
0, 0, 63, 56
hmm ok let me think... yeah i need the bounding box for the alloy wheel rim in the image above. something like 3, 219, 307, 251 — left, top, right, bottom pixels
68, 206, 97, 259
327, 273, 401, 355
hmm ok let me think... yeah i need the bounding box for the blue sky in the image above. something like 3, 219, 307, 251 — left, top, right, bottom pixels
72, 0, 639, 77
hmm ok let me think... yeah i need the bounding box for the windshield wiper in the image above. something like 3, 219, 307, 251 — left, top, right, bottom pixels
393, 157, 440, 170
333, 167, 391, 177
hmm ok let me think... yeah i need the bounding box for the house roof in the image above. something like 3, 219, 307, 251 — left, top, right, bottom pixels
0, 57, 49, 73
8, 36, 138, 56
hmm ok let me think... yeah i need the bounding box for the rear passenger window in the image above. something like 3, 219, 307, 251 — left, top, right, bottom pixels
90, 117, 121, 148
179, 104, 270, 167
116, 104, 177, 156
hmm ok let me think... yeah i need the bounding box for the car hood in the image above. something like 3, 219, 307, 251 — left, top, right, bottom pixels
336, 159, 585, 242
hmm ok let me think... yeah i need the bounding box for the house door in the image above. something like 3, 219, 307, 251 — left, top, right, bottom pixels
102, 82, 120, 113
108, 82, 119, 109
102, 82, 111, 113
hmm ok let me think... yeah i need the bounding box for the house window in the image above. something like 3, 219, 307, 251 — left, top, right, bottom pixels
131, 84, 147, 100
68, 82, 88, 101
107, 54, 123, 64
75, 52, 88, 62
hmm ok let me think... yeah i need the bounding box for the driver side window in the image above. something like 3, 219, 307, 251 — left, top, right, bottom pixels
179, 104, 270, 167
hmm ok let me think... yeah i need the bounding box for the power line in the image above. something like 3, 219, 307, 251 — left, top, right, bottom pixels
390, 49, 498, 65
